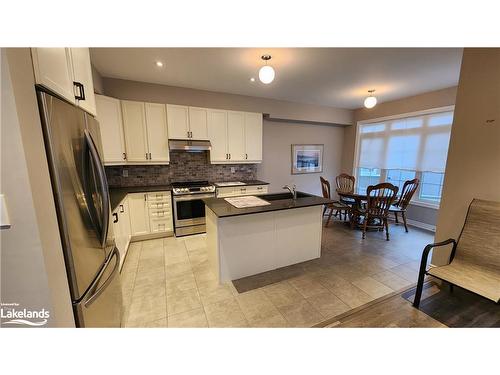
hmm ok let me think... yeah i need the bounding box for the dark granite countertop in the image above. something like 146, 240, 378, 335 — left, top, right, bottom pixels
213, 180, 270, 187
109, 185, 172, 211
203, 192, 333, 218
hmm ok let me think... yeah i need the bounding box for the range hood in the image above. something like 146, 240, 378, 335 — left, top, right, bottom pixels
169, 139, 211, 152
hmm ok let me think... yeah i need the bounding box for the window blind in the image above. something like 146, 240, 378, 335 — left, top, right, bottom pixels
357, 111, 453, 173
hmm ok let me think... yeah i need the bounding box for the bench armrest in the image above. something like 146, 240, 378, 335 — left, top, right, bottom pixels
418, 238, 457, 275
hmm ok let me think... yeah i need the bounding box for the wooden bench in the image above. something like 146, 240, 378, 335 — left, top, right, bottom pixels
413, 199, 500, 308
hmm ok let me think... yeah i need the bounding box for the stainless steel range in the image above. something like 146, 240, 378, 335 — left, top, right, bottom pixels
172, 181, 216, 236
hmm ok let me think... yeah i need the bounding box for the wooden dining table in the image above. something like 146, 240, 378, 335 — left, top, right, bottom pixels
337, 191, 368, 228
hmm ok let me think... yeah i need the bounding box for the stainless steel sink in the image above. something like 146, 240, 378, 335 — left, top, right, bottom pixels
261, 192, 311, 201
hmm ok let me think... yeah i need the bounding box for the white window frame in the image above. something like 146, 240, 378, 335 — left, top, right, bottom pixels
353, 105, 454, 210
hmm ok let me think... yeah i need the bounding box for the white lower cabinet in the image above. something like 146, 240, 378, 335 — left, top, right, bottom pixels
127, 191, 173, 238
128, 193, 151, 236
216, 184, 268, 198
112, 197, 132, 271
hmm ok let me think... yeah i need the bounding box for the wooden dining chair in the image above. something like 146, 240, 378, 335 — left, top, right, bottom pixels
389, 178, 420, 232
335, 173, 356, 207
358, 183, 399, 240
320, 176, 350, 226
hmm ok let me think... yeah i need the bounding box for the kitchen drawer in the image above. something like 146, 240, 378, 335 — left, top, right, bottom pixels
246, 185, 268, 195
149, 217, 173, 233
146, 191, 171, 202
148, 201, 171, 209
216, 184, 268, 197
149, 209, 172, 218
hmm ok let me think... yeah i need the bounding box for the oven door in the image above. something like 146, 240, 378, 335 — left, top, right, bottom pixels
173, 193, 215, 228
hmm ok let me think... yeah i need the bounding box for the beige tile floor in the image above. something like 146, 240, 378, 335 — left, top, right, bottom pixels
120, 219, 433, 328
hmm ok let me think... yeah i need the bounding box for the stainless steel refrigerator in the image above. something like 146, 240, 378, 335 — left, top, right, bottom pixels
37, 90, 122, 327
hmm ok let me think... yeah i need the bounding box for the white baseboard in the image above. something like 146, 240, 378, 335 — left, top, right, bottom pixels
388, 217, 436, 232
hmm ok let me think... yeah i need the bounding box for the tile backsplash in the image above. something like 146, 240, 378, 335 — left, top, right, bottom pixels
105, 151, 257, 187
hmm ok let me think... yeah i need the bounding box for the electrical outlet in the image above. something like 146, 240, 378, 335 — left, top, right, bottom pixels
231, 167, 236, 174
122, 169, 129, 177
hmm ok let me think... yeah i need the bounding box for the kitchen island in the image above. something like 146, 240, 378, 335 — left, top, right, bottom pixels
203, 192, 332, 282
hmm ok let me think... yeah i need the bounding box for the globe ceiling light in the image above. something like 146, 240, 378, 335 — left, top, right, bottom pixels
364, 90, 377, 109
258, 55, 275, 84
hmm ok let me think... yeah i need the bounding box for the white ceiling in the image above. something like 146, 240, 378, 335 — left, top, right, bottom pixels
90, 48, 463, 109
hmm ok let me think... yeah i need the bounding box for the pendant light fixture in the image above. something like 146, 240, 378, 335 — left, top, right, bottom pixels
364, 90, 377, 109
258, 55, 275, 84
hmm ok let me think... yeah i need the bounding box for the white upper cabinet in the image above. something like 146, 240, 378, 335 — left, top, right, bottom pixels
31, 48, 96, 115
207, 110, 263, 164
95, 95, 126, 164
145, 103, 169, 163
69, 48, 96, 116
244, 112, 263, 162
207, 109, 228, 162
167, 104, 189, 139
188, 107, 209, 140
227, 111, 246, 161
31, 48, 75, 104
121, 100, 149, 163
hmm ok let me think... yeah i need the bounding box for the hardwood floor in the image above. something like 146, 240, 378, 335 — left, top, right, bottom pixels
322, 293, 447, 328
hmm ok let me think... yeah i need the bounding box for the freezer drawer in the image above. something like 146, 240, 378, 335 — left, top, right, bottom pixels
74, 247, 123, 327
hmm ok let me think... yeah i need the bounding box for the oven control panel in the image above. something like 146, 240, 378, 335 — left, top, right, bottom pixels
173, 185, 216, 195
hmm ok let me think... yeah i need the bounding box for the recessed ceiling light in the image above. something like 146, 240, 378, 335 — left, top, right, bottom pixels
155, 61, 164, 67
250, 77, 255, 82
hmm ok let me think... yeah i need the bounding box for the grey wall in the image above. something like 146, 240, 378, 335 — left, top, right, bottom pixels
434, 48, 500, 265
257, 120, 344, 196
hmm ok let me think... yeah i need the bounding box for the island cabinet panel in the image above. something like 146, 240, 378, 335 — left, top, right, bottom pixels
206, 205, 322, 282
274, 207, 322, 267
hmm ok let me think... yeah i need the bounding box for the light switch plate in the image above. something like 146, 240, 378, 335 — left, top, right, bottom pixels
230, 167, 235, 173
123, 169, 129, 177
0, 194, 11, 229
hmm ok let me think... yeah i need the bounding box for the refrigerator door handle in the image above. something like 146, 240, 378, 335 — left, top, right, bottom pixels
83, 247, 120, 308
83, 129, 110, 247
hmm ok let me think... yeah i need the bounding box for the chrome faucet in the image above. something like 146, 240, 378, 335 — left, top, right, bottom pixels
283, 184, 297, 200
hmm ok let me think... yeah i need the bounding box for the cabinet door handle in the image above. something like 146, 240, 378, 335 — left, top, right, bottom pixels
112, 212, 118, 223
144, 194, 146, 201
229, 153, 231, 160
122, 152, 127, 160
148, 152, 152, 159
73, 81, 85, 100
245, 153, 248, 160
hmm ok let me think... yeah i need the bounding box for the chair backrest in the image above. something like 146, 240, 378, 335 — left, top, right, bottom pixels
396, 178, 420, 209
455, 199, 500, 271
320, 176, 331, 199
336, 173, 355, 194
366, 183, 399, 218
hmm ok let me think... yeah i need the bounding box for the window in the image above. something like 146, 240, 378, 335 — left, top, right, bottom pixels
420, 171, 444, 202
355, 109, 453, 205
357, 168, 381, 193
386, 169, 417, 193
